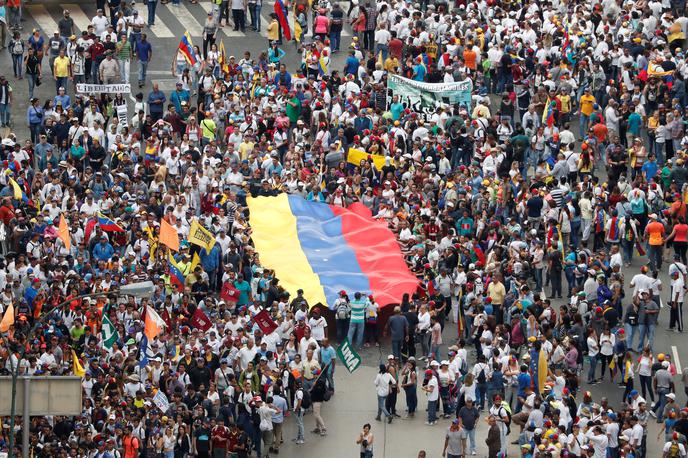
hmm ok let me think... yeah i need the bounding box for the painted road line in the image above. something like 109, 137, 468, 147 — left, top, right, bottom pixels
137, 5, 175, 38
672, 346, 682, 374
25, 5, 61, 35
164, 2, 204, 37
61, 4, 92, 32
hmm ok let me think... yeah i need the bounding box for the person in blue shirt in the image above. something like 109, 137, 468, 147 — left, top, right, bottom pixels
628, 111, 642, 138
516, 365, 531, 411
641, 153, 658, 181
147, 82, 166, 122
24, 278, 40, 308
319, 338, 337, 389
26, 98, 44, 144
53, 86, 71, 110
273, 64, 291, 90
135, 34, 153, 88
233, 273, 252, 306
268, 43, 285, 64
412, 57, 426, 81
343, 50, 359, 76
389, 94, 404, 120
170, 82, 190, 113
199, 244, 221, 290
92, 236, 114, 262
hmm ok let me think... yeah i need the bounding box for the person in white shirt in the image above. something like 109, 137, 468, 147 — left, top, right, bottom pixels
422, 369, 439, 425
308, 310, 328, 342
374, 364, 395, 423
669, 269, 685, 332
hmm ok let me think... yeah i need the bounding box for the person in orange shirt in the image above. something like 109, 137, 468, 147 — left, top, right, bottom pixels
463, 43, 477, 72
645, 213, 666, 271
592, 119, 608, 144
122, 426, 140, 458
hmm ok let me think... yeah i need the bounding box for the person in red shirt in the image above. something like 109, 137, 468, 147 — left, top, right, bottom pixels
211, 420, 231, 456
0, 198, 14, 226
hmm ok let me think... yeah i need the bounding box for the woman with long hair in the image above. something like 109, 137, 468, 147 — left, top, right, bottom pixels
400, 358, 417, 418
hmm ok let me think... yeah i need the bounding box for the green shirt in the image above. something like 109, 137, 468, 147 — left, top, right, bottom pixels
285, 96, 301, 123
349, 298, 367, 324
116, 40, 131, 61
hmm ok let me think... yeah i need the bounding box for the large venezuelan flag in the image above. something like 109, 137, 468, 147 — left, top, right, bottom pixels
248, 195, 418, 308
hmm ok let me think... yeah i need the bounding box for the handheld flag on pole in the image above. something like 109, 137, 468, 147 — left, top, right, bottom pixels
0, 303, 14, 332
274, 0, 292, 41
139, 306, 167, 368
97, 212, 125, 232
190, 252, 201, 273
101, 315, 119, 350
159, 218, 180, 252
8, 177, 28, 204
188, 218, 216, 252
168, 253, 186, 292
537, 348, 547, 394
57, 215, 71, 250
293, 10, 303, 43
218, 40, 229, 74
72, 350, 85, 377
177, 32, 198, 66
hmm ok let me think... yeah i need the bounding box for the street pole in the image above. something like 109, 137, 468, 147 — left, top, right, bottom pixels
21, 377, 29, 457
5, 281, 155, 458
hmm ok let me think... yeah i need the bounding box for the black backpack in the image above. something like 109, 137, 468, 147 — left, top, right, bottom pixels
300, 388, 312, 410
477, 366, 487, 384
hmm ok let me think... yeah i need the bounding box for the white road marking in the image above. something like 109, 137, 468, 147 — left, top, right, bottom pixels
25, 5, 61, 35
137, 5, 175, 38
672, 346, 682, 374
164, 2, 204, 37
61, 4, 92, 32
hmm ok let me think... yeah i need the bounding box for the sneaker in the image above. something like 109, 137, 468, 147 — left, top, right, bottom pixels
424, 421, 434, 426
387, 416, 393, 424
471, 452, 477, 456
431, 421, 438, 425
649, 411, 657, 418
375, 416, 381, 422
310, 429, 321, 434
297, 439, 305, 444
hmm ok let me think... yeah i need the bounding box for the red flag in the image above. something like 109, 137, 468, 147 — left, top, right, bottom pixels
253, 309, 278, 335
84, 218, 97, 243
220, 282, 240, 304
190, 308, 212, 332
273, 0, 292, 41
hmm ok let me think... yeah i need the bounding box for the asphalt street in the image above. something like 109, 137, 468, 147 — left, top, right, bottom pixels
5, 1, 688, 456
6, 0, 353, 140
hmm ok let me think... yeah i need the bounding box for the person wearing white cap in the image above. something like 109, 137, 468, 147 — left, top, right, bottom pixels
645, 212, 666, 271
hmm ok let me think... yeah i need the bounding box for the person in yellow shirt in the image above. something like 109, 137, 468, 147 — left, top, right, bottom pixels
578, 87, 596, 137
200, 111, 216, 146
53, 48, 72, 94
238, 135, 255, 159
384, 55, 399, 73
557, 88, 572, 123
267, 14, 279, 44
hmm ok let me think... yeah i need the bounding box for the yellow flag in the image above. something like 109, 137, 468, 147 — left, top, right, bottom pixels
188, 219, 216, 252
0, 303, 14, 332
8, 177, 23, 200
190, 251, 201, 272
57, 215, 71, 251
293, 8, 302, 43
72, 350, 85, 377
347, 147, 387, 170
218, 40, 228, 74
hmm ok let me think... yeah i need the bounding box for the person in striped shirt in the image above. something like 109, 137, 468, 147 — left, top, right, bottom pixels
346, 291, 368, 348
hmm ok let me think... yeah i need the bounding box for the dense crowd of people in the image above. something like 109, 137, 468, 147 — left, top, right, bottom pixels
3, 0, 688, 457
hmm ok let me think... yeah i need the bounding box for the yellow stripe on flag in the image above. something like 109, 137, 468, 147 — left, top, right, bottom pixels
247, 195, 327, 306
